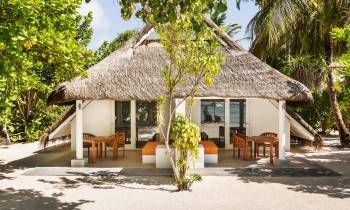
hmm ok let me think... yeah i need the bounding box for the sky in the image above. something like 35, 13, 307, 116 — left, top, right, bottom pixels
79, 0, 259, 50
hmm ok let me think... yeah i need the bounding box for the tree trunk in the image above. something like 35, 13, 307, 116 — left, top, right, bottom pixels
325, 34, 350, 146
164, 97, 180, 183
0, 124, 11, 145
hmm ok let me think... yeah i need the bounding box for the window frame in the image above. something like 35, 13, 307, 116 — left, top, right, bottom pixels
200, 99, 225, 124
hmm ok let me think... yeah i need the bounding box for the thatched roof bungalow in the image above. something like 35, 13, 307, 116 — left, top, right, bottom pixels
42, 18, 319, 167
48, 19, 312, 105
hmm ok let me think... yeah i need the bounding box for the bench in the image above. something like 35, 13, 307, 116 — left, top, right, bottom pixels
142, 141, 162, 164
200, 140, 219, 163
142, 140, 218, 165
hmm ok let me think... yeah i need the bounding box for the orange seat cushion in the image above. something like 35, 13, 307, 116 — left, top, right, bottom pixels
200, 141, 218, 154
142, 141, 164, 155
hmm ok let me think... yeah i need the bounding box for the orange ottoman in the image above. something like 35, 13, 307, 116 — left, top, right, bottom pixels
142, 142, 158, 163
142, 141, 164, 164
200, 141, 218, 163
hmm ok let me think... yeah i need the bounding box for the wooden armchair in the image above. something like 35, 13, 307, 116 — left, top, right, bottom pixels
104, 132, 126, 158
232, 133, 252, 160
256, 132, 279, 157
83, 133, 96, 158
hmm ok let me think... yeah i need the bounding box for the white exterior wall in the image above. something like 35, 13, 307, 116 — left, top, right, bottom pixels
247, 99, 291, 151
82, 100, 114, 136
187, 99, 201, 127
65, 98, 300, 152
70, 100, 114, 151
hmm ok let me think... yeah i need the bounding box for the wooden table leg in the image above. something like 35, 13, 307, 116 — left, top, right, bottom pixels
269, 142, 273, 164
99, 143, 102, 158
92, 142, 97, 164
112, 140, 117, 160
243, 142, 247, 161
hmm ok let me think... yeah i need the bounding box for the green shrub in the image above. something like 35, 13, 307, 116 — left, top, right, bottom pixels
171, 114, 202, 191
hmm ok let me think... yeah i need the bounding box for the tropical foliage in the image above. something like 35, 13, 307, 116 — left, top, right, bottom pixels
210, 12, 242, 38
116, 0, 227, 25
116, 0, 226, 190
281, 56, 326, 91
171, 114, 202, 191
156, 16, 224, 190
295, 91, 335, 134
90, 30, 135, 66
332, 24, 350, 129
0, 0, 93, 142
237, 0, 350, 145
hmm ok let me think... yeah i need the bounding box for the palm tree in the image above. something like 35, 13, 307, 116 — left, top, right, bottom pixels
210, 12, 242, 38
237, 0, 350, 146
282, 55, 326, 91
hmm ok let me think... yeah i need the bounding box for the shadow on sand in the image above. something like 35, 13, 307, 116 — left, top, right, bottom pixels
37, 171, 176, 192
236, 176, 350, 199
228, 149, 350, 199
0, 187, 92, 210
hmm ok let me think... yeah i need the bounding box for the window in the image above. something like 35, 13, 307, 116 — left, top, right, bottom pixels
201, 100, 225, 124
229, 99, 246, 126
136, 101, 157, 126
115, 101, 131, 127
136, 101, 159, 148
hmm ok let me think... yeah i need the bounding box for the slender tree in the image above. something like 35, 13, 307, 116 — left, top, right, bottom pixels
115, 0, 226, 190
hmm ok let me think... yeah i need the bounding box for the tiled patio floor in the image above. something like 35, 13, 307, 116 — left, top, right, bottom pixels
6, 144, 273, 169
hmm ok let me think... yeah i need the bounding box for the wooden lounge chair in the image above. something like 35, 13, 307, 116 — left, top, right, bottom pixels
232, 133, 252, 160
104, 132, 126, 158
255, 132, 279, 157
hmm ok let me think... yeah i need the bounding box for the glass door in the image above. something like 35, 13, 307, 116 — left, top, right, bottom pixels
230, 99, 246, 143
200, 99, 225, 148
115, 101, 131, 144
136, 101, 159, 148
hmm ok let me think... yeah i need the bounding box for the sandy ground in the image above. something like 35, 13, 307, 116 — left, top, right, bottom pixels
1, 141, 350, 210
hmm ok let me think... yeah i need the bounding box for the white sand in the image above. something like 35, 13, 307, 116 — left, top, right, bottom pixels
0, 142, 349, 210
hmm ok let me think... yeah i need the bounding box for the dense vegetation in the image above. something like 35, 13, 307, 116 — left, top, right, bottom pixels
0, 0, 94, 143
90, 30, 135, 66
237, 0, 350, 145
0, 0, 137, 143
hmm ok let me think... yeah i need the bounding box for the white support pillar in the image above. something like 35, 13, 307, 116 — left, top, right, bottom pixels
224, 99, 231, 149
70, 120, 76, 151
278, 100, 286, 160
71, 100, 85, 167
75, 100, 83, 159
175, 98, 186, 115
130, 100, 137, 149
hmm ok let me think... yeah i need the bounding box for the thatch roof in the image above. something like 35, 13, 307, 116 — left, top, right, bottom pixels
47, 18, 313, 105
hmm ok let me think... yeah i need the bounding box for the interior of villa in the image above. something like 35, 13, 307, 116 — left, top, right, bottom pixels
116, 99, 246, 149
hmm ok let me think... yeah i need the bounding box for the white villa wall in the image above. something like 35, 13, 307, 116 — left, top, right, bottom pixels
70, 100, 114, 151
60, 98, 308, 152
82, 100, 114, 136
247, 99, 291, 151
187, 99, 201, 127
